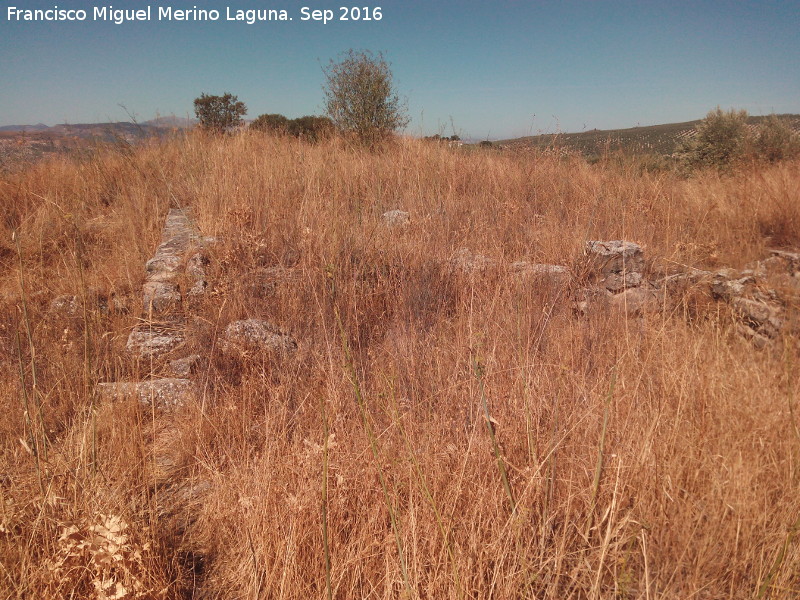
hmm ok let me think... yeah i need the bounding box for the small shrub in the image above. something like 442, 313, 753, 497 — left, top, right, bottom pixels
250, 113, 289, 134
287, 116, 335, 142
193, 92, 247, 134
753, 114, 800, 162
678, 107, 748, 171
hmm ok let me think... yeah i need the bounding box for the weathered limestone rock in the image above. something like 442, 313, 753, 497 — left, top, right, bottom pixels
706, 270, 787, 343
145, 255, 182, 280
583, 245, 799, 342
187, 280, 208, 299
585, 240, 644, 292
603, 271, 642, 293
222, 319, 297, 356
143, 281, 182, 314
578, 241, 648, 315
382, 209, 411, 228
186, 252, 210, 298
138, 207, 208, 317
186, 252, 209, 279
169, 354, 203, 377
449, 248, 499, 274
769, 249, 800, 272
711, 275, 756, 301
127, 208, 212, 357
729, 297, 783, 339
96, 378, 195, 408
127, 327, 185, 358
585, 240, 644, 270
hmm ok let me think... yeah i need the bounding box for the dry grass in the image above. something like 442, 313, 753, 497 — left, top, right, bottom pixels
1, 132, 799, 599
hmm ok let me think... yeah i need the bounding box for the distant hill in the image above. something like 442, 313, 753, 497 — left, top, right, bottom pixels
1, 121, 164, 140
0, 123, 51, 132
497, 114, 800, 158
52, 122, 160, 141
0, 120, 190, 168
0, 118, 196, 137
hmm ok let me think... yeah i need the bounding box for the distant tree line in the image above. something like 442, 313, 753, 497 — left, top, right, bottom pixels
250, 113, 334, 141
192, 94, 335, 141
192, 49, 408, 146
423, 134, 461, 142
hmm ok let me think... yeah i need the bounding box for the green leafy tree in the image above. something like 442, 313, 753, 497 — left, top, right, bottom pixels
193, 92, 247, 134
250, 113, 290, 134
678, 107, 748, 170
323, 50, 409, 144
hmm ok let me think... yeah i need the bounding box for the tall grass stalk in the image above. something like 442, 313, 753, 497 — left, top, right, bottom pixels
757, 342, 800, 597
474, 359, 516, 516
12, 231, 48, 467
319, 394, 333, 600
72, 218, 97, 473
785, 341, 800, 446
14, 328, 41, 492
336, 310, 413, 598
757, 512, 800, 598
585, 369, 616, 539
389, 379, 463, 598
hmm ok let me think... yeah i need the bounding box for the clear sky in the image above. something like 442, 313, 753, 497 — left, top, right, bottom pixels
1, 0, 798, 139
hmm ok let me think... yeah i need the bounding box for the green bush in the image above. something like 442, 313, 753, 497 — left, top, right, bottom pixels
250, 113, 334, 142
753, 114, 800, 162
678, 107, 748, 170
193, 93, 247, 134
323, 49, 409, 144
251, 113, 289, 134
287, 116, 335, 142
679, 108, 799, 171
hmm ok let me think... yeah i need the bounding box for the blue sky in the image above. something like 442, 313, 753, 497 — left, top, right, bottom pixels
1, 0, 798, 139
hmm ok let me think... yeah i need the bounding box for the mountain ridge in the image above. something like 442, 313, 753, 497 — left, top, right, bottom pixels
0, 116, 196, 133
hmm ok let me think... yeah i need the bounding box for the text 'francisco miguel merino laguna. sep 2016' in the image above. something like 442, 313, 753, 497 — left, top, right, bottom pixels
6, 5, 384, 25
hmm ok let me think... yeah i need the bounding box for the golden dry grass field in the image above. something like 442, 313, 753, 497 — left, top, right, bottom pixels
1, 132, 799, 599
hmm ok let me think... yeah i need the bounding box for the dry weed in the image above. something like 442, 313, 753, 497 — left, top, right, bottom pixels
1, 133, 798, 598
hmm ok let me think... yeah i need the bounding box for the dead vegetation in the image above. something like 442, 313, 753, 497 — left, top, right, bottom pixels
1, 132, 799, 599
